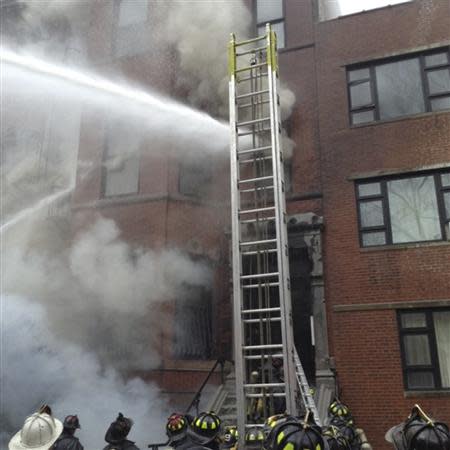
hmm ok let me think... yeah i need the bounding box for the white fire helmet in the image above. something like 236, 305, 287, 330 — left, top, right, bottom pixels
9, 412, 63, 450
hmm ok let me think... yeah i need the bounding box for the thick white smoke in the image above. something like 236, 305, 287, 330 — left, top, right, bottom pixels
1, 295, 169, 449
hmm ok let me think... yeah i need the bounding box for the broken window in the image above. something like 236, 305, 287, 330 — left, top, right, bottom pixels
356, 169, 450, 247
173, 286, 213, 360
398, 309, 450, 390
102, 119, 140, 197
347, 47, 450, 125
256, 0, 285, 49
115, 0, 151, 58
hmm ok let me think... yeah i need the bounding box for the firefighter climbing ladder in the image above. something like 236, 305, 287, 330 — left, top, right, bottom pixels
228, 24, 321, 439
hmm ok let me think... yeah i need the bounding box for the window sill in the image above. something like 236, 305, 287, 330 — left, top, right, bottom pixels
404, 389, 450, 398
360, 240, 450, 253
349, 108, 450, 129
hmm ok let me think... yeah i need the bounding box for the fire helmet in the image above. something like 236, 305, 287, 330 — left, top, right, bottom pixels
166, 413, 188, 443
188, 411, 222, 445
8, 410, 63, 450
105, 412, 134, 444
245, 427, 265, 449
222, 426, 239, 449
263, 414, 299, 450
273, 420, 325, 450
63, 415, 81, 430
328, 399, 350, 419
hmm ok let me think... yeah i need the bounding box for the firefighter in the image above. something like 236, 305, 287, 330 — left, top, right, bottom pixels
166, 413, 194, 450
188, 412, 222, 450
385, 404, 450, 450
272, 419, 326, 450
103, 413, 140, 450
221, 426, 238, 450
9, 405, 63, 450
50, 415, 84, 450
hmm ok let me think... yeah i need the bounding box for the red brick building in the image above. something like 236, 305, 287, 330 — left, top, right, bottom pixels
69, 0, 449, 448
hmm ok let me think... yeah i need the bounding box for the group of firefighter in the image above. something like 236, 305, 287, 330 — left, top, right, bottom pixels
8, 401, 450, 450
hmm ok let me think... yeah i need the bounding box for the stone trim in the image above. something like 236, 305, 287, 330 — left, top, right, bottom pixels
333, 299, 450, 312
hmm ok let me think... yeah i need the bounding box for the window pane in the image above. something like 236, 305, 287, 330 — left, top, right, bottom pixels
433, 311, 450, 387
119, 0, 148, 27
442, 173, 450, 187
258, 21, 285, 49
352, 110, 375, 125
401, 313, 426, 328
404, 335, 431, 365
407, 371, 435, 389
360, 200, 384, 227
362, 231, 386, 247
388, 176, 442, 243
425, 52, 449, 67
104, 122, 140, 197
349, 68, 370, 82
358, 182, 381, 197
350, 81, 372, 108
445, 192, 450, 221
427, 69, 450, 95
431, 96, 450, 112
376, 58, 425, 119
257, 0, 283, 22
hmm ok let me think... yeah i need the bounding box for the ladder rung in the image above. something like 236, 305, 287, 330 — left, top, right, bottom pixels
236, 89, 269, 100
239, 175, 273, 184
238, 73, 268, 82
244, 383, 285, 388
239, 206, 275, 215
235, 35, 266, 47
238, 100, 270, 109
240, 238, 276, 247
238, 145, 272, 156
242, 248, 278, 256
236, 46, 267, 56
239, 156, 272, 164
243, 344, 283, 351
237, 117, 270, 127
240, 272, 279, 280
244, 353, 283, 359
241, 307, 280, 314
240, 186, 274, 193
242, 282, 279, 289
245, 392, 286, 398
240, 216, 275, 224
238, 128, 271, 137
243, 317, 281, 324
235, 62, 267, 73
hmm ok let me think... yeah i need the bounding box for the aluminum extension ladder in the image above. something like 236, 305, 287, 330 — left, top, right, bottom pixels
228, 24, 320, 441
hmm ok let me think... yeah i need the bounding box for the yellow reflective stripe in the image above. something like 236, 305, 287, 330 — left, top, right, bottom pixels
283, 443, 295, 450
211, 422, 217, 430
201, 422, 208, 429
277, 432, 285, 444
316, 444, 322, 450
196, 419, 201, 427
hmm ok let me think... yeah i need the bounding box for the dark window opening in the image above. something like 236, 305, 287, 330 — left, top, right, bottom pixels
347, 47, 450, 125
398, 309, 450, 391
173, 285, 213, 360
355, 169, 450, 247
179, 158, 213, 198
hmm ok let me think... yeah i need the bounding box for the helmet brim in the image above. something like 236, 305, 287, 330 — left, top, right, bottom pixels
385, 424, 405, 449
187, 427, 218, 445
9, 418, 63, 450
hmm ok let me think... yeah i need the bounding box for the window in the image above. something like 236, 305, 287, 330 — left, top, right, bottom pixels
356, 170, 450, 247
173, 286, 213, 360
398, 309, 450, 390
179, 159, 213, 198
102, 120, 140, 197
347, 47, 450, 125
256, 0, 285, 49
115, 0, 150, 58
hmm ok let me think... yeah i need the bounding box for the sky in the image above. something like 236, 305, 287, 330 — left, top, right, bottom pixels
338, 0, 411, 15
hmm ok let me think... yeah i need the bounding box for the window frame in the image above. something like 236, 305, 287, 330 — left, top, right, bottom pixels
397, 308, 450, 391
347, 46, 450, 125
355, 169, 450, 247
255, 0, 286, 49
